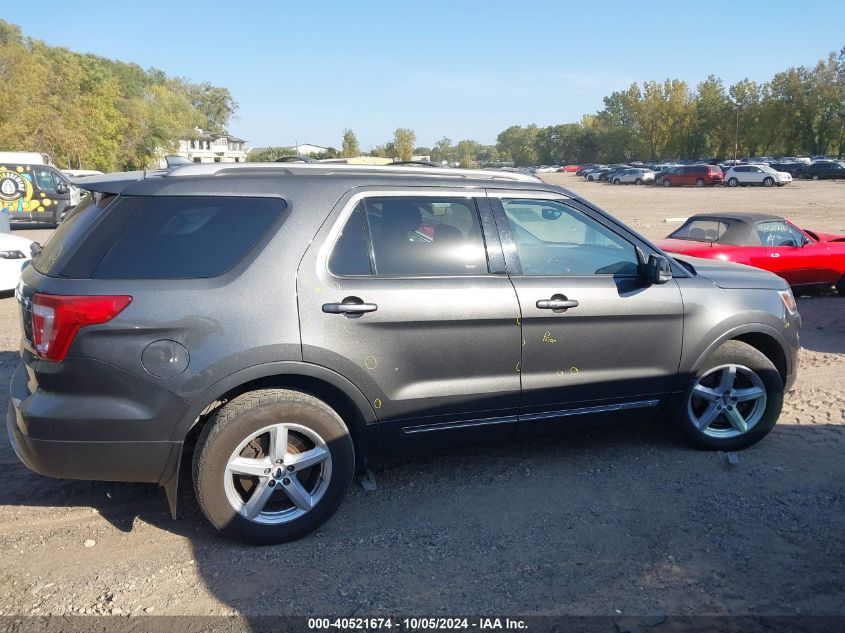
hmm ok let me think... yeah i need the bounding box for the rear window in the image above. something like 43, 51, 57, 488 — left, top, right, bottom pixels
93, 196, 283, 279
33, 192, 117, 276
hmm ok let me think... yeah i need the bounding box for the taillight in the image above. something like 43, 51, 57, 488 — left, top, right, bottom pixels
30, 294, 132, 361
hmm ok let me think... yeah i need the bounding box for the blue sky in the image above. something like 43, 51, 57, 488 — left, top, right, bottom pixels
7, 1, 845, 149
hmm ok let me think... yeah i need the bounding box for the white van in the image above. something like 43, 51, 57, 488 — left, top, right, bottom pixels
0, 151, 51, 166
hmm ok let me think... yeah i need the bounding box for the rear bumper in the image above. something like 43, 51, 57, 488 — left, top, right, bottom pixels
7, 360, 181, 484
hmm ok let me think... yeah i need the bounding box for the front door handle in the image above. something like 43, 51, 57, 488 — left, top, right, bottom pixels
536, 295, 579, 311
322, 297, 378, 315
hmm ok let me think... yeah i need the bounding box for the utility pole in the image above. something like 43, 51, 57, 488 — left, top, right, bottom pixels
734, 103, 740, 163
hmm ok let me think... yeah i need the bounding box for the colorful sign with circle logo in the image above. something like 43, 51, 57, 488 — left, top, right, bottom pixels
0, 166, 49, 213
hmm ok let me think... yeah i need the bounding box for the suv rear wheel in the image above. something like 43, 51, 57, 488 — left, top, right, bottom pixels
662, 179, 672, 187
728, 177, 739, 187
695, 178, 705, 187
193, 389, 354, 544
675, 340, 783, 451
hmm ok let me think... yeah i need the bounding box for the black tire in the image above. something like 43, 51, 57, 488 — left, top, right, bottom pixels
193, 389, 354, 545
613, 178, 621, 185
836, 274, 845, 297
812, 174, 819, 181
674, 340, 783, 451
662, 178, 672, 187
695, 178, 705, 187
728, 177, 739, 187
763, 177, 774, 187
635, 178, 643, 185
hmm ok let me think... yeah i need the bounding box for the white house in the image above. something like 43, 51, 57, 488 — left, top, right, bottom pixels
178, 128, 247, 163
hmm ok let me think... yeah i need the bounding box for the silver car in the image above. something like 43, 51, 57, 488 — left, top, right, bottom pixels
613, 168, 655, 185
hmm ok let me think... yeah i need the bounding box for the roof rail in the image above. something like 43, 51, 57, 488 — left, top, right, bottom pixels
164, 162, 542, 183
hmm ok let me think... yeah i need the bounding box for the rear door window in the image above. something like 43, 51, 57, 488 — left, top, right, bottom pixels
347, 196, 489, 276
328, 205, 372, 275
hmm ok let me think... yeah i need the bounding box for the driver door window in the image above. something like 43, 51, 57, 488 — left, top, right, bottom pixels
500, 199, 640, 276
33, 167, 58, 193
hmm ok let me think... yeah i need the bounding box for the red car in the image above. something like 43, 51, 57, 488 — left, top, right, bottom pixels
656, 212, 845, 295
660, 164, 724, 187
561, 165, 581, 172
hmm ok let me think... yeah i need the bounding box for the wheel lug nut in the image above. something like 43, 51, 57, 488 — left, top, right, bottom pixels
287, 465, 295, 472
282, 478, 291, 486
268, 480, 276, 488
264, 468, 271, 474
275, 459, 283, 464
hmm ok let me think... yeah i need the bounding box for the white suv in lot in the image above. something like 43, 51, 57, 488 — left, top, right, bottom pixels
612, 168, 655, 185
724, 164, 793, 187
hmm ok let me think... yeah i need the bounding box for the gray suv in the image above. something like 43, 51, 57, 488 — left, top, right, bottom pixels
7, 164, 800, 544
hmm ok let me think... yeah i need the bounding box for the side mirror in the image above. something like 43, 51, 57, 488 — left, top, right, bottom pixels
645, 253, 672, 284
56, 182, 70, 195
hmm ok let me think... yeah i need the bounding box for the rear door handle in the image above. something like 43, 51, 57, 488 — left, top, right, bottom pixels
322, 297, 378, 314
536, 295, 579, 311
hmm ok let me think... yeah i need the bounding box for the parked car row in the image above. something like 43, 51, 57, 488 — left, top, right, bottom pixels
576, 162, 798, 187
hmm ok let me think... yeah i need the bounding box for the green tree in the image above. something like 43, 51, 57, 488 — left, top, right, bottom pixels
247, 147, 297, 162
0, 19, 236, 170
455, 139, 479, 168
392, 128, 416, 161
179, 81, 237, 133
341, 129, 360, 157
431, 137, 455, 164
496, 125, 539, 166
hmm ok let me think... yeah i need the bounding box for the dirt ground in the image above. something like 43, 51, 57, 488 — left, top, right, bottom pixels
0, 179, 843, 618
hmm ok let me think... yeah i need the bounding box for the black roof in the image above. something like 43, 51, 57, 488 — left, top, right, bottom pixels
687, 211, 784, 224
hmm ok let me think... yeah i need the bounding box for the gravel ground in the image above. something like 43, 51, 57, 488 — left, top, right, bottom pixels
0, 181, 843, 618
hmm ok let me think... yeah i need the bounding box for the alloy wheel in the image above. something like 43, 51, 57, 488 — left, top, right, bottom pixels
687, 364, 767, 438
224, 423, 332, 524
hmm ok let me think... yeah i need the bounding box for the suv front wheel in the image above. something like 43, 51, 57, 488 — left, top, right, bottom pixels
675, 340, 783, 451
193, 389, 354, 544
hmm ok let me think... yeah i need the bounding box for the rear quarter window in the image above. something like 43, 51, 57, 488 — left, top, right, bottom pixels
93, 196, 284, 279
670, 220, 730, 242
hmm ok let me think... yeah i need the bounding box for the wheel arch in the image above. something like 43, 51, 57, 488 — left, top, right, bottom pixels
159, 362, 380, 518
690, 324, 790, 386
